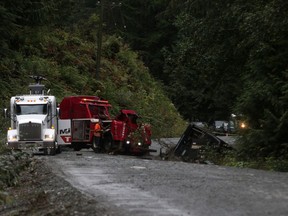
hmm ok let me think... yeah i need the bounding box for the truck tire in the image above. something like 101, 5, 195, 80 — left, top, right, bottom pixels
72, 142, 82, 151
56, 146, 62, 154
50, 147, 56, 155
103, 133, 114, 153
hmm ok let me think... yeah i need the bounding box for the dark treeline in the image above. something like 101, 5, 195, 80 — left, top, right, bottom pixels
1, 0, 288, 162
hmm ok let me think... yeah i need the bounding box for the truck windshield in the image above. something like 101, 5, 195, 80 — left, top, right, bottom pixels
88, 104, 109, 118
88, 104, 98, 117
16, 104, 48, 115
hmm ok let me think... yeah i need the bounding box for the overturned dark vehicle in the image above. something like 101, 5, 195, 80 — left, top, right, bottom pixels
173, 123, 233, 163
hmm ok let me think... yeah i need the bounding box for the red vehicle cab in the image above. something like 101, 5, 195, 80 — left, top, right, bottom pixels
111, 109, 152, 155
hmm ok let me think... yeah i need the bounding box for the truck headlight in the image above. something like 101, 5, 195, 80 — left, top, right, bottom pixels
8, 135, 17, 141
44, 134, 54, 140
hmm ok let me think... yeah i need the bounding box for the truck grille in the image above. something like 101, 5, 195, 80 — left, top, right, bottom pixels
19, 122, 42, 141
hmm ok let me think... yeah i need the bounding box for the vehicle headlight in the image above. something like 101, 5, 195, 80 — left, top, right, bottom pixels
126, 140, 130, 145
240, 122, 246, 128
8, 135, 17, 141
44, 134, 54, 140
137, 142, 142, 146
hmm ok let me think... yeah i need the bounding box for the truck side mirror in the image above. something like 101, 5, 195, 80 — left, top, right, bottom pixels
3, 108, 8, 118
56, 107, 60, 117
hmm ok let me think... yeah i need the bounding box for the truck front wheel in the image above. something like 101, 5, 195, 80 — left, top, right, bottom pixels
56, 146, 62, 154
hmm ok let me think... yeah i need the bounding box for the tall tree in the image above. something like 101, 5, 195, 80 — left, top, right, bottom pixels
163, 0, 244, 121
119, 0, 176, 81
234, 0, 288, 159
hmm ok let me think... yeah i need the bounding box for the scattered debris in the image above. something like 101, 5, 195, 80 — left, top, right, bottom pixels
161, 124, 233, 163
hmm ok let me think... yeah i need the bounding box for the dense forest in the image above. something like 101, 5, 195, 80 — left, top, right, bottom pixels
1, 0, 288, 168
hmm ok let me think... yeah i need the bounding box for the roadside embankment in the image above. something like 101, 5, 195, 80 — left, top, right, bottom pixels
0, 150, 109, 216
0, 151, 32, 205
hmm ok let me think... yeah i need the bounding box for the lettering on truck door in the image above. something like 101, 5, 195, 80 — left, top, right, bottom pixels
57, 119, 72, 144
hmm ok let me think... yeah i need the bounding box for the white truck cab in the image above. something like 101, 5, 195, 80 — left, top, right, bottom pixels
5, 76, 58, 155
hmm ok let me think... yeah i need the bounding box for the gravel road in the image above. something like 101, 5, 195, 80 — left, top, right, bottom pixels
38, 149, 288, 216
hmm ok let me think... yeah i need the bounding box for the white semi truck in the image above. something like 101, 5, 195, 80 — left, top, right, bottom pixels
5, 76, 59, 155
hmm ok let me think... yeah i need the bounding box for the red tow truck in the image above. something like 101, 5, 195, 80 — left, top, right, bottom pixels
57, 96, 153, 155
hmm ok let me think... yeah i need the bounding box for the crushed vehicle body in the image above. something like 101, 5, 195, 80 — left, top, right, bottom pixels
112, 109, 153, 155
173, 123, 232, 162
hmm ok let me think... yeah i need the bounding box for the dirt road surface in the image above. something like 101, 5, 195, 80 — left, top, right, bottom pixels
44, 150, 288, 216
1, 148, 288, 216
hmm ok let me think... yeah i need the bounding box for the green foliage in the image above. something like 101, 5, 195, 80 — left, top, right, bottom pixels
0, 152, 31, 191
98, 37, 186, 137
120, 0, 174, 81
263, 158, 288, 172
223, 156, 288, 172
162, 1, 246, 121
232, 0, 288, 160
0, 4, 18, 57
206, 146, 288, 172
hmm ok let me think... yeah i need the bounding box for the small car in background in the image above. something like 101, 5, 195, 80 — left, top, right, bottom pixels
192, 121, 208, 129
213, 120, 237, 134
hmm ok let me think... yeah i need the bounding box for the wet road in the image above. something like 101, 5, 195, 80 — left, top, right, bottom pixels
43, 149, 288, 216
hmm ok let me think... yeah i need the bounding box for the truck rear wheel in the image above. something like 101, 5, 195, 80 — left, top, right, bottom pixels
103, 133, 114, 153
72, 142, 82, 151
